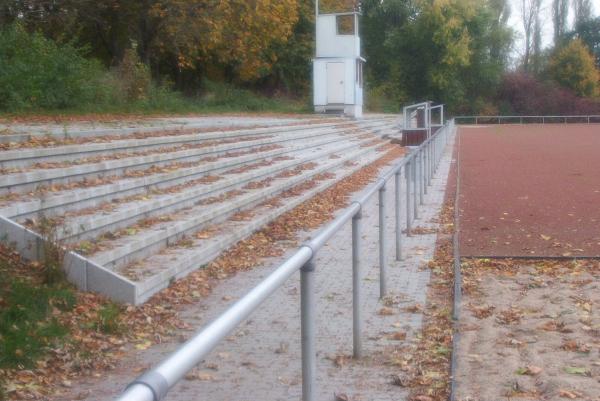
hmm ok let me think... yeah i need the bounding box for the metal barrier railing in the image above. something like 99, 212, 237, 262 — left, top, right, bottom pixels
403, 102, 445, 142
116, 112, 456, 401
455, 115, 600, 125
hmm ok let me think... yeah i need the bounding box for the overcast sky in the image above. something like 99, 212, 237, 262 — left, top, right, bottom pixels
507, 0, 597, 63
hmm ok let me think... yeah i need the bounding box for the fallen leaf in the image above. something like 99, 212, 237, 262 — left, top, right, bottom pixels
390, 374, 407, 387
563, 366, 590, 376
378, 307, 394, 316
185, 370, 214, 381
135, 340, 152, 350
526, 365, 542, 375
559, 389, 583, 399
389, 331, 407, 341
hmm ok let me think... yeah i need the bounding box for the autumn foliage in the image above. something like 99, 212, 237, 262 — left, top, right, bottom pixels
497, 72, 600, 115
548, 39, 600, 97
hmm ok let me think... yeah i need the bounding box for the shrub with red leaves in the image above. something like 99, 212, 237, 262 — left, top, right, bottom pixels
497, 72, 600, 115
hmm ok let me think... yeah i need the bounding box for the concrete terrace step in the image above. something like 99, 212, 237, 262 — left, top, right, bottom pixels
0, 116, 335, 145
0, 120, 392, 193
88, 141, 386, 271
38, 135, 381, 242
0, 123, 395, 219
0, 119, 370, 169
120, 146, 390, 303
0, 115, 403, 305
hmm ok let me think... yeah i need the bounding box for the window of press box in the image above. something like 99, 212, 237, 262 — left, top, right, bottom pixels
336, 15, 356, 35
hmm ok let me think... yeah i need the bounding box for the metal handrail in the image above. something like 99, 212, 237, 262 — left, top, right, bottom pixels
455, 115, 600, 124
116, 109, 455, 401
403, 102, 445, 140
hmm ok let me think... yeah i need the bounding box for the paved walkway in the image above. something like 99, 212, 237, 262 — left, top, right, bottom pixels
64, 137, 454, 401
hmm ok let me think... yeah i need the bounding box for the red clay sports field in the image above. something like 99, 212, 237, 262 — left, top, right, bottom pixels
458, 123, 600, 258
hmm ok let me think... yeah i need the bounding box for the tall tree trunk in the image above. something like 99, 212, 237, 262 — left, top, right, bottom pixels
521, 0, 542, 73
552, 0, 569, 46
572, 0, 592, 29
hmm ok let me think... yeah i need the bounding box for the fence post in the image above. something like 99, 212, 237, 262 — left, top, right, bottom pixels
395, 171, 403, 261
300, 258, 316, 401
412, 156, 419, 219
419, 152, 425, 206
424, 145, 429, 195
378, 185, 387, 298
406, 161, 412, 236
429, 142, 433, 186
352, 210, 362, 359
434, 137, 439, 170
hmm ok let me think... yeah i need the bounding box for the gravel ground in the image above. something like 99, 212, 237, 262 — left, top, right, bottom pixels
59, 138, 454, 401
455, 259, 600, 401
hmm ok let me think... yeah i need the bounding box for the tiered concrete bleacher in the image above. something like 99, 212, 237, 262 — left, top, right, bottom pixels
0, 116, 400, 304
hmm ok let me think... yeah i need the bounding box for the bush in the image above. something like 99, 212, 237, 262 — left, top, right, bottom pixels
0, 24, 115, 111
497, 72, 600, 115
194, 80, 308, 113
0, 24, 307, 115
365, 84, 404, 113
116, 48, 152, 101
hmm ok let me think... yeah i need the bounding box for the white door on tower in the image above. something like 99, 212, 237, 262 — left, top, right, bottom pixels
326, 62, 345, 104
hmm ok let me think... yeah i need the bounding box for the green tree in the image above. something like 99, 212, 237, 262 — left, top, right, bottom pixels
548, 38, 599, 97
264, 0, 315, 96
1, 1, 301, 89
373, 0, 512, 112
568, 17, 600, 66
361, 0, 414, 109
0, 23, 109, 110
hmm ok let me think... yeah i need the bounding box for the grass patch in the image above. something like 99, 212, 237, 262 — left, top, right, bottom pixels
0, 260, 75, 369
94, 303, 124, 335
0, 81, 310, 119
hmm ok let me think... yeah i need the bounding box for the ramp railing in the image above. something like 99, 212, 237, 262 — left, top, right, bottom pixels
116, 110, 455, 401
455, 115, 600, 125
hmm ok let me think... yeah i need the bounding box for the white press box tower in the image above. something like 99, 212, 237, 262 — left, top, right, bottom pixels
313, 1, 365, 118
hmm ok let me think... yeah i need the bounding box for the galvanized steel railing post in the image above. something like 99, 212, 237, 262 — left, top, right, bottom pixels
412, 156, 418, 219
418, 152, 424, 206
423, 146, 429, 195
378, 185, 387, 298
427, 143, 433, 186
300, 259, 316, 401
434, 138, 438, 165
351, 210, 362, 359
405, 162, 412, 235
395, 171, 403, 261
432, 140, 436, 179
